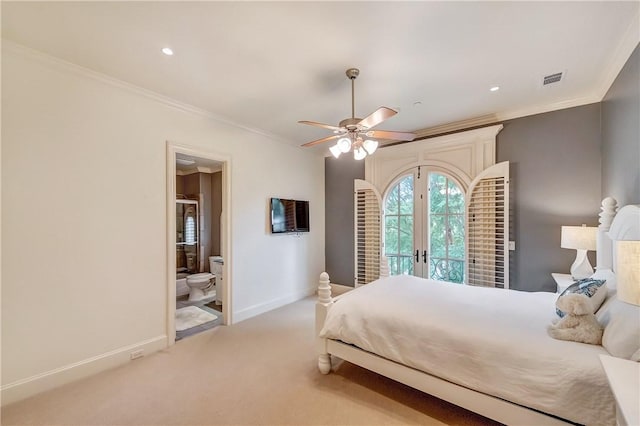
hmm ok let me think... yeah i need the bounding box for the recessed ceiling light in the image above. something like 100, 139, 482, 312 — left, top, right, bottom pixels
162, 47, 174, 56
490, 86, 500, 92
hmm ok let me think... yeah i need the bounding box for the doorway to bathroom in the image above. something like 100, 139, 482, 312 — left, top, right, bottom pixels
166, 142, 231, 345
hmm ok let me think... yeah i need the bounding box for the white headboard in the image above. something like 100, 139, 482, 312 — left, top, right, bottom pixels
597, 197, 640, 272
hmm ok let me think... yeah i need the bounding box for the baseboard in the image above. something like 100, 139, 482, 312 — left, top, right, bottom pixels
234, 287, 316, 323
1, 335, 167, 406
329, 283, 354, 296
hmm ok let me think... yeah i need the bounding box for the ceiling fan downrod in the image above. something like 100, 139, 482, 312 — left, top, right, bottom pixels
346, 68, 359, 120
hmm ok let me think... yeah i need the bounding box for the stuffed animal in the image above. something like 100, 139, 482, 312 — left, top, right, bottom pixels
548, 293, 603, 345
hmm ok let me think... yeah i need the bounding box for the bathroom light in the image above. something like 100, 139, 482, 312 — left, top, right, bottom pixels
162, 47, 174, 56
176, 158, 196, 166
490, 86, 500, 92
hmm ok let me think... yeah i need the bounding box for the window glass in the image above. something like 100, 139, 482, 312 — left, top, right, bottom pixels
384, 175, 414, 275
185, 216, 196, 244
429, 173, 465, 283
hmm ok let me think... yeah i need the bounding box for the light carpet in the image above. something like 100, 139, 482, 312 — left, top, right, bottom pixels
1, 297, 499, 426
175, 306, 218, 331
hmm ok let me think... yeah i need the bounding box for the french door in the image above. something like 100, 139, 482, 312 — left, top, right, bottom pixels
380, 162, 509, 287
384, 168, 465, 282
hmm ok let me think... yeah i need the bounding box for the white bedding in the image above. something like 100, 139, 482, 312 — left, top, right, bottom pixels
320, 275, 615, 425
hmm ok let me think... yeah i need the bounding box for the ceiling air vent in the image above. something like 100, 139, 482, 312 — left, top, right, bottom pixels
543, 72, 563, 86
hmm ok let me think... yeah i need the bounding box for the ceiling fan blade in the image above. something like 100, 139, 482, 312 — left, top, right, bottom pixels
301, 134, 341, 148
298, 120, 343, 132
357, 107, 397, 130
368, 130, 416, 141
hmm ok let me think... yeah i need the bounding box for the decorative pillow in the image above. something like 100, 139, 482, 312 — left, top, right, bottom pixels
590, 268, 617, 290
556, 278, 606, 317
599, 298, 640, 360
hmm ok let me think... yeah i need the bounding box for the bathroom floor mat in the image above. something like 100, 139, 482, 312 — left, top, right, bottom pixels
175, 306, 218, 331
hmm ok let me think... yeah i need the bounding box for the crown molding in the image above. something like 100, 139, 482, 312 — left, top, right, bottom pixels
413, 114, 499, 140
595, 9, 640, 100
494, 94, 601, 123
410, 93, 600, 141
1, 39, 295, 146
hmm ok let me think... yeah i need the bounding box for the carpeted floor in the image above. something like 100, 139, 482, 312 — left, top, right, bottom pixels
1, 297, 501, 426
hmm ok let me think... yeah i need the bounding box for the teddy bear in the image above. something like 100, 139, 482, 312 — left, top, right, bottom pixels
548, 293, 603, 345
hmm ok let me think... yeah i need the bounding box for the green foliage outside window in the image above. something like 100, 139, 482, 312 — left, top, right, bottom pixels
384, 172, 465, 282
385, 175, 414, 275
429, 173, 465, 283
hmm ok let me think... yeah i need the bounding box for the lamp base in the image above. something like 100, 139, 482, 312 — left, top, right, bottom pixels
570, 249, 593, 280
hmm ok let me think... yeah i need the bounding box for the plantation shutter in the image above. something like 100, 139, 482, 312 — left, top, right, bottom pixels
354, 179, 382, 287
466, 161, 510, 289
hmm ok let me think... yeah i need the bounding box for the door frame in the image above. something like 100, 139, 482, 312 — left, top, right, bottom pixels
166, 141, 232, 346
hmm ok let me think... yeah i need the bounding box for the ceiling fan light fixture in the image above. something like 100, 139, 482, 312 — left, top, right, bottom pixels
299, 68, 415, 154
337, 137, 352, 153
363, 139, 378, 155
353, 146, 367, 160
329, 144, 342, 159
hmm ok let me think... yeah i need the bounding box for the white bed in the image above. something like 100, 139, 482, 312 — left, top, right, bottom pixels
315, 198, 640, 425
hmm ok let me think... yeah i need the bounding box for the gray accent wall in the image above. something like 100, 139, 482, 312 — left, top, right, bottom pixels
602, 44, 640, 206
325, 155, 365, 286
497, 104, 602, 292
324, 46, 639, 292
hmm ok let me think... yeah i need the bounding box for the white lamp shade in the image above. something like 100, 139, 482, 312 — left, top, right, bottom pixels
353, 146, 367, 160
363, 139, 378, 155
561, 226, 597, 251
337, 137, 351, 153
616, 240, 640, 306
329, 144, 342, 158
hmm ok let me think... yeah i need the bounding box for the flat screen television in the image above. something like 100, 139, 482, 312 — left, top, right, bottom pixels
270, 198, 310, 233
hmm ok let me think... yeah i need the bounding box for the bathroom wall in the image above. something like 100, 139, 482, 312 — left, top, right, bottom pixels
176, 175, 184, 194
176, 171, 219, 272
181, 173, 200, 196
198, 172, 213, 272
2, 43, 325, 403
211, 171, 223, 256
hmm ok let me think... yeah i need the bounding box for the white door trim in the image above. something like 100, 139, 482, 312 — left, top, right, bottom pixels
166, 141, 233, 346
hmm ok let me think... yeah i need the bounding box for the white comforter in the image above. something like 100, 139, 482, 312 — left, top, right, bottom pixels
320, 275, 614, 426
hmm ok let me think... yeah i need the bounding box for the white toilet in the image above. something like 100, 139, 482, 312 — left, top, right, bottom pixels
186, 272, 215, 302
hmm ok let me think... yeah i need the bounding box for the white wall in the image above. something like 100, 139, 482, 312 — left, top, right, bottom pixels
1, 43, 325, 402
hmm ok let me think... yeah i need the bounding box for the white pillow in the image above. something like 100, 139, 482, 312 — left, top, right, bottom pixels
598, 298, 640, 360
591, 268, 617, 290
556, 278, 607, 317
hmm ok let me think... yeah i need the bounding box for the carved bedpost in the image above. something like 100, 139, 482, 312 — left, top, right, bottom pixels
318, 272, 332, 304
380, 255, 390, 278
316, 272, 333, 374
597, 197, 618, 270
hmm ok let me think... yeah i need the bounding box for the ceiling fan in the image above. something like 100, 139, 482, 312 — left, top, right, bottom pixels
299, 68, 416, 159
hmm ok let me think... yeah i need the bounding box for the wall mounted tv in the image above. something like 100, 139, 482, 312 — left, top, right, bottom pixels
270, 198, 310, 233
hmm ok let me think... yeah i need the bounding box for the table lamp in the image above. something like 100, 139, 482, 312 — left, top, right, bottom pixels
616, 240, 640, 306
561, 225, 597, 279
